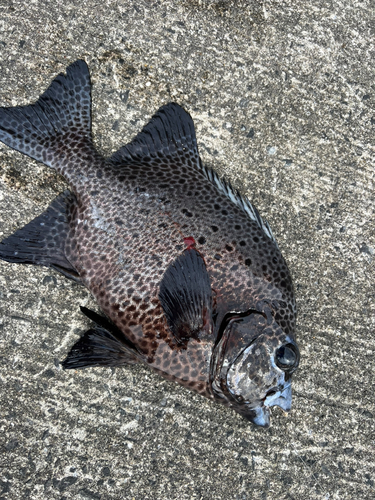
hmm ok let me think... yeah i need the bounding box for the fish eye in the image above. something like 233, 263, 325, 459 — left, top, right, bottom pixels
275, 343, 299, 373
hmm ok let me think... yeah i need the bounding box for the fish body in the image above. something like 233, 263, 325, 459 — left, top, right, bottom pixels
0, 61, 299, 427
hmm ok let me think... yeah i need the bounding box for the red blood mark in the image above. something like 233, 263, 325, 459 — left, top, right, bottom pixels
202, 307, 212, 335
183, 236, 196, 249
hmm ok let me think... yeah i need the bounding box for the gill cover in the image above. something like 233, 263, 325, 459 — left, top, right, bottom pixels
210, 311, 267, 405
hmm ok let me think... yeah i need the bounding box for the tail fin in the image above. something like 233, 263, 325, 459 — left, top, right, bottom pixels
0, 60, 92, 169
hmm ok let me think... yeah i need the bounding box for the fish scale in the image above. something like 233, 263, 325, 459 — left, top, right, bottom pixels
0, 60, 300, 427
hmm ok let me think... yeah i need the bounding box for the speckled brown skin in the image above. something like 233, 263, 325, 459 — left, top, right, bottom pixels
0, 61, 299, 426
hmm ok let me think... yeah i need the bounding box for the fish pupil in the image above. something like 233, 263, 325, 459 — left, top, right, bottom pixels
275, 344, 299, 371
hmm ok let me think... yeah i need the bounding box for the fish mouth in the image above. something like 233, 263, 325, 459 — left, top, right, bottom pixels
245, 385, 292, 428
250, 405, 271, 428
263, 384, 292, 412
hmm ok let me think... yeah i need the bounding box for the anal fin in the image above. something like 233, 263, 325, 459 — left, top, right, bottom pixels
0, 190, 80, 282
61, 307, 143, 369
61, 326, 140, 369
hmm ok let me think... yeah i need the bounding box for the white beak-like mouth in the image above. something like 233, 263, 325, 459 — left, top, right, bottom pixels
264, 384, 292, 412
250, 385, 292, 427
251, 405, 271, 427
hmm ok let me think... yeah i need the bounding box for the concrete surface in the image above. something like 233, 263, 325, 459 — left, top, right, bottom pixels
0, 0, 374, 499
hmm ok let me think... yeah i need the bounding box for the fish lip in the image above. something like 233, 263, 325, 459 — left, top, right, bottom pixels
241, 385, 292, 427
243, 405, 270, 428
263, 384, 292, 412
253, 405, 271, 427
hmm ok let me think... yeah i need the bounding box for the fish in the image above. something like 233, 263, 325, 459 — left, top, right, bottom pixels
0, 60, 300, 427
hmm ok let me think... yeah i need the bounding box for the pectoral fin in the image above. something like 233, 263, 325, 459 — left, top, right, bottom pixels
159, 249, 213, 345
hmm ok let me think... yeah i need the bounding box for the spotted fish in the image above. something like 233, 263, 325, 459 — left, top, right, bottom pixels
0, 60, 300, 427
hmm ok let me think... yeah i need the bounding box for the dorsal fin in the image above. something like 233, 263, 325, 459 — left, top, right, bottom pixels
198, 166, 278, 245
109, 102, 200, 168
110, 102, 277, 245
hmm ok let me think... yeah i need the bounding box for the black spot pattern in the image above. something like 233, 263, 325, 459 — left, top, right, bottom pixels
0, 61, 298, 424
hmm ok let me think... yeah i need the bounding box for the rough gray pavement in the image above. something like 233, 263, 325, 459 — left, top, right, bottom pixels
0, 1, 374, 499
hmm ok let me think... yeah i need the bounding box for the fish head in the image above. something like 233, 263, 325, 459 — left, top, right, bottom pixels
226, 330, 299, 427
211, 310, 300, 427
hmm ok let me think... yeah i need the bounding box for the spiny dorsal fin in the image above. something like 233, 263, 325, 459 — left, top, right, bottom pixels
110, 102, 277, 245
199, 165, 278, 246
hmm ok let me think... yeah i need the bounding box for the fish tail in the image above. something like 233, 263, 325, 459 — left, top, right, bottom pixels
0, 60, 93, 171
